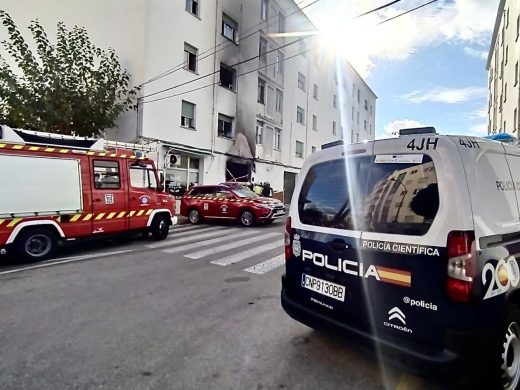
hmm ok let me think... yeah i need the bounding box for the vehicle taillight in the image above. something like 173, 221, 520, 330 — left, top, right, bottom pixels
446, 230, 476, 303
285, 217, 292, 261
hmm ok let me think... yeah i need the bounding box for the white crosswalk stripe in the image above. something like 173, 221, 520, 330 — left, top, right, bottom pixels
170, 224, 204, 232
161, 229, 263, 254
185, 232, 280, 260
210, 239, 283, 266
146, 227, 236, 249
167, 226, 224, 239
244, 254, 285, 274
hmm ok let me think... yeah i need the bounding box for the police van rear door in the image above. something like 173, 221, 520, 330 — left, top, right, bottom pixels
289, 135, 473, 349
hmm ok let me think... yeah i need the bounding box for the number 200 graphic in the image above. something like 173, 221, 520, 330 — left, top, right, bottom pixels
483, 256, 520, 300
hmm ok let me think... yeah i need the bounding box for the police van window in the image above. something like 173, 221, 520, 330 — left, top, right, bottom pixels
93, 160, 120, 189
129, 163, 158, 189
298, 155, 439, 235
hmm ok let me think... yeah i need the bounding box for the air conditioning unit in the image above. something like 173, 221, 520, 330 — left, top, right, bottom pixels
166, 154, 182, 168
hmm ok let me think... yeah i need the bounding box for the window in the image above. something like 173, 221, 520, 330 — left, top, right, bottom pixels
517, 15, 519, 40
257, 78, 266, 104
313, 84, 318, 100
222, 14, 237, 42
352, 84, 355, 98
278, 12, 285, 33
181, 100, 196, 128
259, 37, 268, 63
356, 111, 359, 125
312, 146, 316, 153
219, 63, 236, 90
276, 51, 284, 74
129, 163, 157, 190
297, 156, 439, 235
261, 0, 268, 20
256, 122, 263, 144
351, 106, 354, 120
506, 8, 509, 28
218, 114, 233, 139
184, 43, 198, 72
504, 120, 507, 132
515, 61, 519, 85
514, 109, 518, 133
297, 72, 306, 91
312, 115, 317, 131
504, 83, 507, 102
295, 141, 304, 158
506, 45, 509, 64
333, 94, 337, 109
356, 132, 359, 142
333, 121, 337, 135
274, 128, 281, 150
93, 160, 120, 189
369, 124, 372, 135
167, 157, 200, 188
364, 99, 368, 110
275, 89, 283, 112
351, 129, 354, 142
296, 106, 305, 125
186, 0, 199, 16
299, 40, 306, 57
357, 89, 360, 103
364, 120, 367, 131
370, 105, 373, 116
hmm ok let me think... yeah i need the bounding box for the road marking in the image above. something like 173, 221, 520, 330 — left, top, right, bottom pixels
162, 230, 262, 254
244, 254, 285, 274
209, 238, 283, 266
186, 233, 281, 260
168, 226, 224, 238
0, 250, 133, 276
170, 223, 202, 230
146, 227, 236, 249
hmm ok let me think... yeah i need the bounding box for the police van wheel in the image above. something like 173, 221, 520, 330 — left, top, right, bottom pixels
150, 215, 170, 241
500, 305, 520, 390
240, 210, 255, 227
14, 228, 57, 262
188, 209, 201, 224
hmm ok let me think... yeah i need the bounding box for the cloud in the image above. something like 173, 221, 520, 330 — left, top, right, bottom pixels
401, 87, 487, 104
468, 123, 488, 136
382, 119, 426, 138
467, 106, 488, 119
464, 47, 488, 60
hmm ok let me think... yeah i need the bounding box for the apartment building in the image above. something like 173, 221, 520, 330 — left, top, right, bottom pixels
487, 0, 520, 135
2, 0, 376, 200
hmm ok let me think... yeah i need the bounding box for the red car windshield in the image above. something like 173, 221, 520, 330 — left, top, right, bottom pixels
231, 187, 259, 198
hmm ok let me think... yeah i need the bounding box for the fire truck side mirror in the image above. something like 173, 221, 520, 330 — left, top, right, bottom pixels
158, 170, 165, 187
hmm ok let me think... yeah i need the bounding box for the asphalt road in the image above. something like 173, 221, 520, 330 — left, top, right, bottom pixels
0, 221, 442, 390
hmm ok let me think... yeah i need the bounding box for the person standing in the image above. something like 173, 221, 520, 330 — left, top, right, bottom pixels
262, 182, 273, 197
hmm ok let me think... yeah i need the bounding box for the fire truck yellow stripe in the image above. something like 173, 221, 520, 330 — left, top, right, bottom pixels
145, 209, 153, 215
87, 152, 95, 156
129, 211, 136, 217
0, 143, 5, 148
95, 213, 106, 220
117, 211, 126, 218
120, 154, 127, 158
0, 219, 5, 226
6, 218, 22, 228
29, 146, 40, 151
106, 212, 116, 219
129, 156, 136, 159
59, 149, 69, 154
110, 153, 117, 157
136, 210, 145, 217
45, 148, 55, 152
98, 152, 106, 156
12, 145, 24, 150
83, 213, 93, 221
70, 214, 82, 222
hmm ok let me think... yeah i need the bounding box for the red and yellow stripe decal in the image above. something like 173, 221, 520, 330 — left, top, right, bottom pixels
0, 209, 157, 229
183, 196, 281, 205
375, 266, 412, 287
0, 143, 146, 160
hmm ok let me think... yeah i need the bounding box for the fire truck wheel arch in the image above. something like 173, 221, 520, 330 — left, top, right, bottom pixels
146, 209, 173, 227
6, 220, 65, 245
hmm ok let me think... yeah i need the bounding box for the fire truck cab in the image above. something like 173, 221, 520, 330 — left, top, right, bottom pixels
0, 125, 177, 261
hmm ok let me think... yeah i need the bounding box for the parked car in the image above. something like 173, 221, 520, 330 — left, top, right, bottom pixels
180, 183, 285, 226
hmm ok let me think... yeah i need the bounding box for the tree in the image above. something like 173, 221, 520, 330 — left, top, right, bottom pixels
0, 11, 139, 136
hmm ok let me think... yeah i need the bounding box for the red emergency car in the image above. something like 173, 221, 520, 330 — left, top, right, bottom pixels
180, 183, 285, 226
0, 126, 176, 261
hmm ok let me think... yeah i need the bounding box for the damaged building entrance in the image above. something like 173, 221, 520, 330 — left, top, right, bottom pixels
226, 133, 253, 182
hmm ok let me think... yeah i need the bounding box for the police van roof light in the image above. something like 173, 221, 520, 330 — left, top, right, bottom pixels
399, 127, 437, 136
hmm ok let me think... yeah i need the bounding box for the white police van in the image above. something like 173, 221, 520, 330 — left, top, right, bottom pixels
281, 127, 520, 389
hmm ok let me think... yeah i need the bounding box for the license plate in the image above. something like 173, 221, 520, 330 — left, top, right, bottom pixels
274, 210, 285, 216
301, 273, 345, 302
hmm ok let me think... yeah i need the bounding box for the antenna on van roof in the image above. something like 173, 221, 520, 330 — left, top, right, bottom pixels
399, 127, 437, 136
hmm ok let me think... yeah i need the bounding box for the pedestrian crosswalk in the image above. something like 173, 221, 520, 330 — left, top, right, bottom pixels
159, 222, 285, 276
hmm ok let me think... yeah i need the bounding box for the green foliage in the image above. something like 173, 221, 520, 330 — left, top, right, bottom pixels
0, 11, 139, 136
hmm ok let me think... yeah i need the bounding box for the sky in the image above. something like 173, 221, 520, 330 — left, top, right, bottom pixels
300, 0, 501, 138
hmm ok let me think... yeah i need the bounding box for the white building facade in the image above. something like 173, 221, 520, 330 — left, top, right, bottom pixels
487, 0, 520, 136
2, 0, 376, 201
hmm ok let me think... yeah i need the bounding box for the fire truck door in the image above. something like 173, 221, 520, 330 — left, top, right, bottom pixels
91, 159, 129, 234
128, 162, 159, 230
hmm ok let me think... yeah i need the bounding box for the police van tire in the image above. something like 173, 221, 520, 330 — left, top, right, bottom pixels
498, 304, 520, 390
150, 215, 170, 241
188, 209, 201, 224
14, 228, 57, 262
240, 210, 255, 227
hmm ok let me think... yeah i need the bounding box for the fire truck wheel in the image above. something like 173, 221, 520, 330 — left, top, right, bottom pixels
150, 215, 170, 241
188, 209, 201, 224
240, 210, 255, 227
14, 228, 57, 261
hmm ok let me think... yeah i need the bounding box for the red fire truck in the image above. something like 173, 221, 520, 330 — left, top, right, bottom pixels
0, 125, 177, 261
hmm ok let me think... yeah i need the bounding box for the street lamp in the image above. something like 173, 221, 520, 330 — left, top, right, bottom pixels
391, 178, 408, 223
